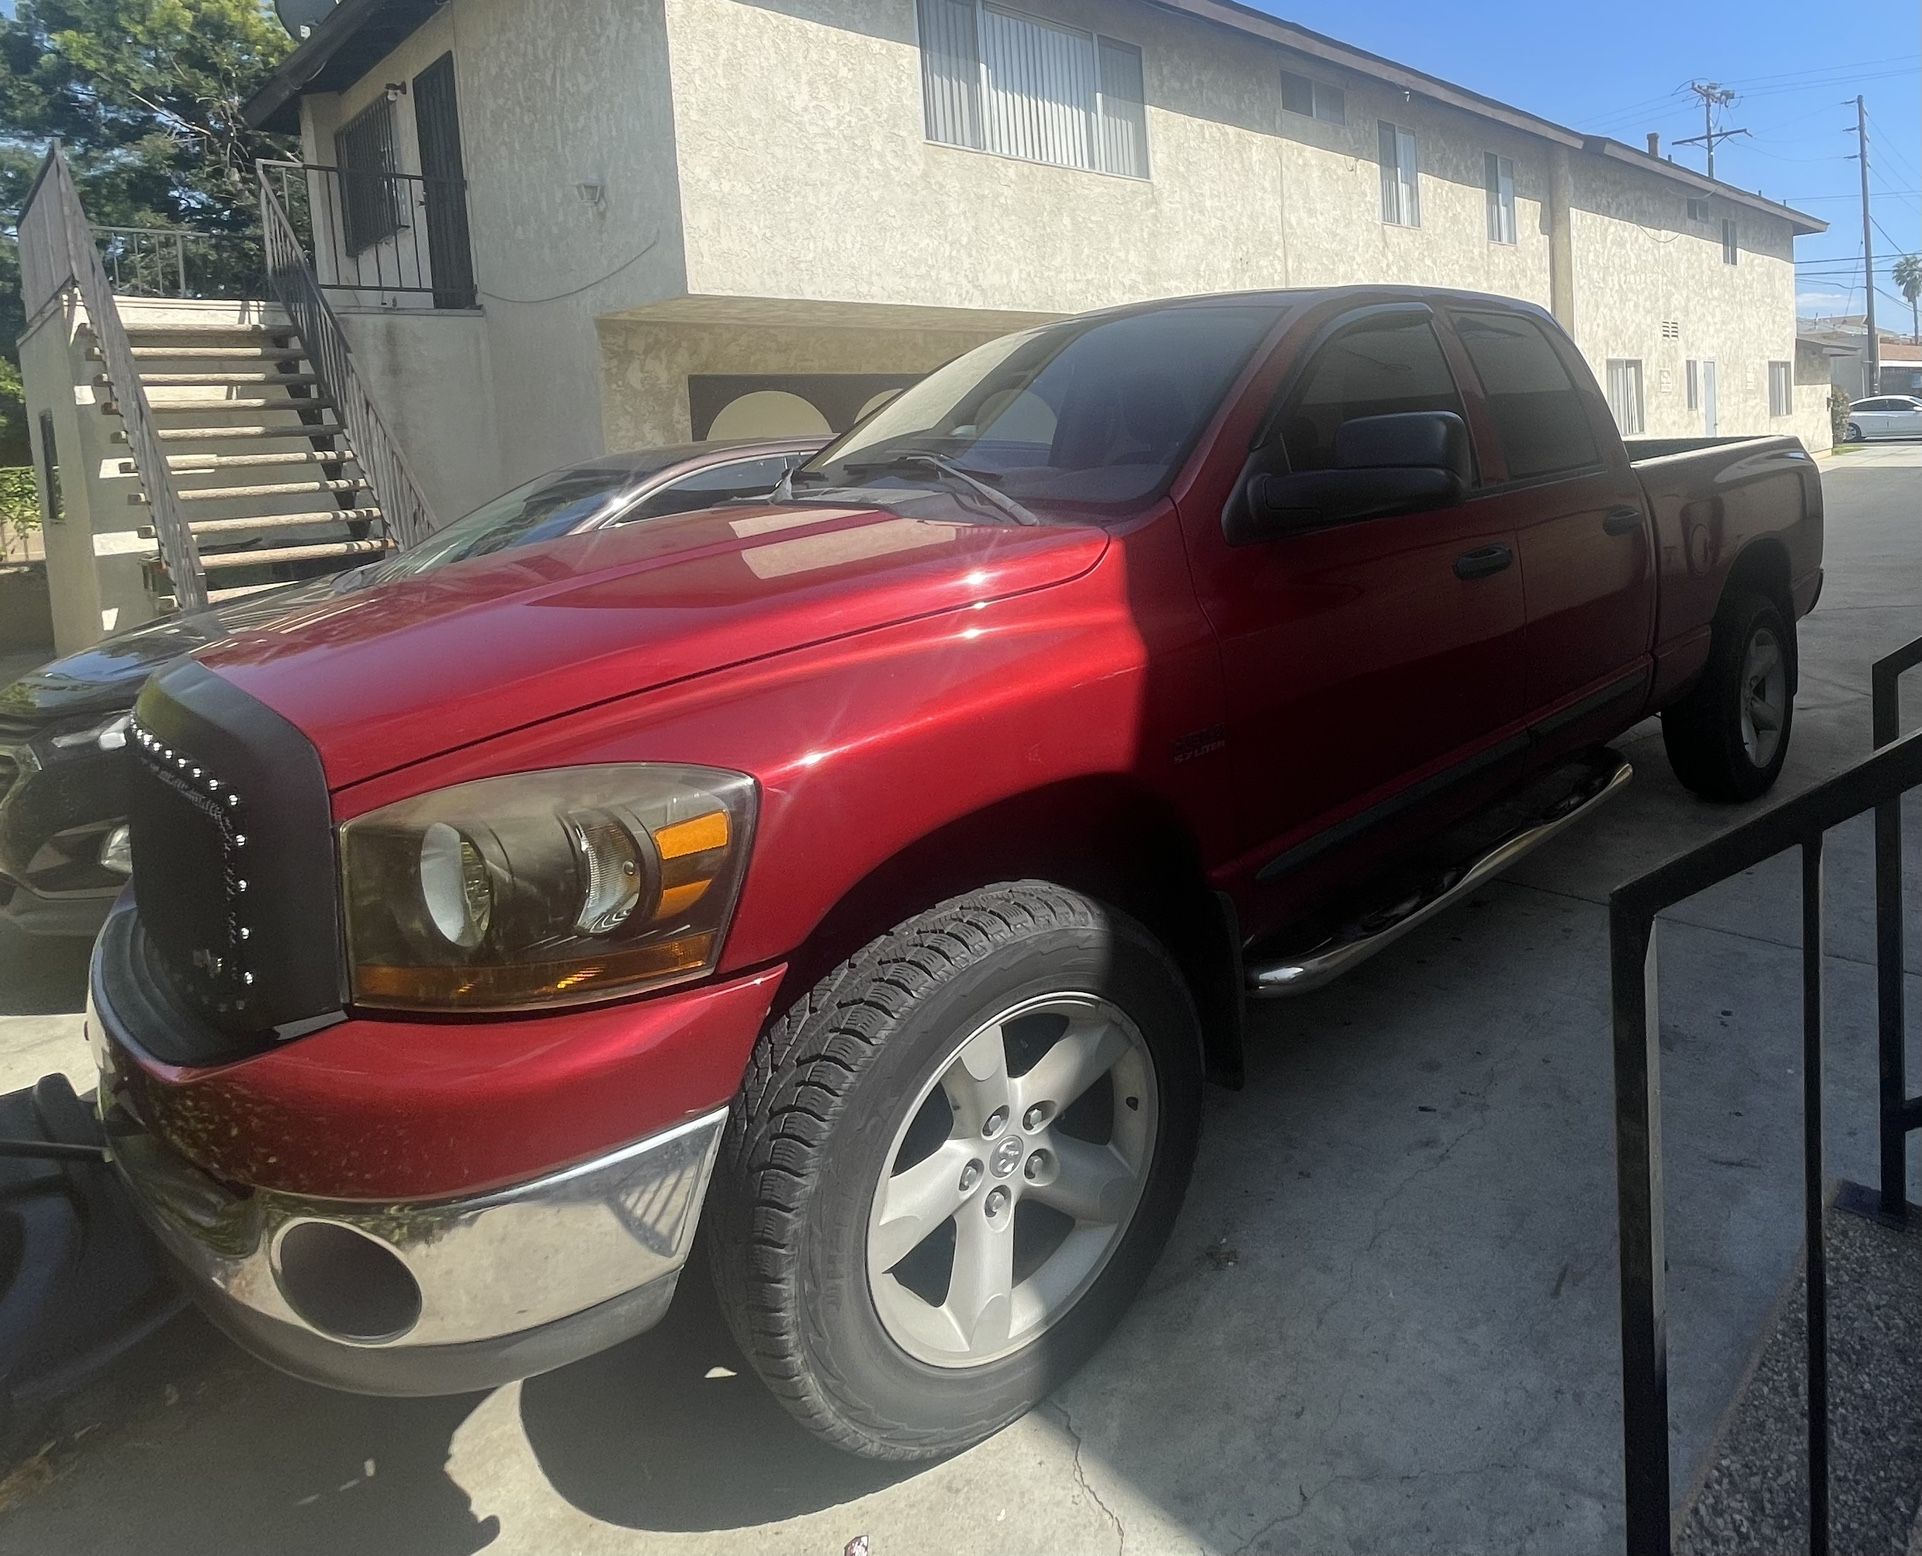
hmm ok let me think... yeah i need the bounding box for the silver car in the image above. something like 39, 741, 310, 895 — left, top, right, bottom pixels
1844, 395, 1922, 442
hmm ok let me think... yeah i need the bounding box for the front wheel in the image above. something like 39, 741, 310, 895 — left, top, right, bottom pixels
1845, 420, 1864, 443
707, 882, 1202, 1460
1661, 589, 1795, 802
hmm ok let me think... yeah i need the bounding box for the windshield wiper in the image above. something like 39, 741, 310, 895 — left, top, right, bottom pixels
827, 451, 1041, 527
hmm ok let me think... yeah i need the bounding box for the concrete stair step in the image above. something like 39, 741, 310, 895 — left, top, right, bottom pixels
92, 344, 307, 362
123, 371, 324, 388
140, 508, 383, 539
131, 425, 345, 443
162, 477, 368, 504
123, 398, 337, 416
196, 538, 393, 571
163, 450, 353, 473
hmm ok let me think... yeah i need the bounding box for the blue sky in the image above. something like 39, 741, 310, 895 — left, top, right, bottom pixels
1254, 0, 1922, 324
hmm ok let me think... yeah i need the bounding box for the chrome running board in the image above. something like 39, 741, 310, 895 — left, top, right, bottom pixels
1246, 749, 1633, 998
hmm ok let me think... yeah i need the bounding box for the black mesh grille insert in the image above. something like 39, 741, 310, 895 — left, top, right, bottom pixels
128, 661, 345, 1042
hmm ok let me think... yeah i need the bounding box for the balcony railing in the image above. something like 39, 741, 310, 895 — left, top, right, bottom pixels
89, 225, 263, 301
258, 159, 476, 310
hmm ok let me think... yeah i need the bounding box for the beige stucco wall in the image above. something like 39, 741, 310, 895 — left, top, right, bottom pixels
16, 295, 183, 652
301, 0, 687, 490
1568, 156, 1800, 440
303, 0, 1821, 492
663, 0, 1549, 311
334, 308, 502, 519
597, 317, 1002, 447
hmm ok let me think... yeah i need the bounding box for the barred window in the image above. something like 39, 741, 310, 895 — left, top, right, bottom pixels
336, 99, 401, 254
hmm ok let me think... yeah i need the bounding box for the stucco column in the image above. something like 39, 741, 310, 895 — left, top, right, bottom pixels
1548, 144, 1575, 335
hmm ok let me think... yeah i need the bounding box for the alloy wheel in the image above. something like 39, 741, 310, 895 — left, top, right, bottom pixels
865, 992, 1158, 1369
1739, 625, 1787, 768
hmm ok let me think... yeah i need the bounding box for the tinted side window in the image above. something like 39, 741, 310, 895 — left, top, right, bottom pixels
1278, 314, 1467, 474
1453, 311, 1600, 480
626, 455, 797, 520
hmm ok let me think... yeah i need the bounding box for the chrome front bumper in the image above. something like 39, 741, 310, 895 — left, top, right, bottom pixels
93, 989, 723, 1393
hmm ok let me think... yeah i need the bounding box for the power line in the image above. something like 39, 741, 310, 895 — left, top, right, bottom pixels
1720, 53, 1921, 89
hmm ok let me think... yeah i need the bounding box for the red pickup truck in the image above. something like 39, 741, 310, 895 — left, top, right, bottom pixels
88, 288, 1821, 1459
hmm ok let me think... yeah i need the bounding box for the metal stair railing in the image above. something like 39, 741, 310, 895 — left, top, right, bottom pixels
256, 161, 438, 549
1610, 634, 1922, 1556
19, 145, 208, 609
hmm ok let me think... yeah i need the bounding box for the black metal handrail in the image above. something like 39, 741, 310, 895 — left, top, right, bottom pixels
1611, 640, 1922, 1555
257, 162, 439, 547
17, 146, 207, 608
258, 159, 475, 308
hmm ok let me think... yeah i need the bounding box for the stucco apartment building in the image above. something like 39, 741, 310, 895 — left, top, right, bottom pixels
18, 0, 1830, 652
234, 0, 1827, 517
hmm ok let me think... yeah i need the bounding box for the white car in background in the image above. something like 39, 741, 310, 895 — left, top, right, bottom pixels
1843, 395, 1922, 441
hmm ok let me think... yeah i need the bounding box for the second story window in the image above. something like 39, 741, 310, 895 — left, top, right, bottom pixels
336, 98, 401, 254
1378, 120, 1420, 227
1722, 218, 1739, 265
1280, 68, 1344, 125
1484, 152, 1516, 244
918, 0, 1149, 179
1605, 358, 1645, 435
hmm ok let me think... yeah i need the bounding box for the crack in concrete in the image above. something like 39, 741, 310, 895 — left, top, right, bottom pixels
1311, 1100, 1496, 1336
1050, 1400, 1126, 1555
1228, 1447, 1585, 1554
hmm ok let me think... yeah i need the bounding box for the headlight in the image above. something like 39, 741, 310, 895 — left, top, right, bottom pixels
340, 764, 756, 1013
51, 712, 131, 752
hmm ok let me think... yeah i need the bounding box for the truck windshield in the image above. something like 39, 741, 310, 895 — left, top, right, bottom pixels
793, 302, 1287, 516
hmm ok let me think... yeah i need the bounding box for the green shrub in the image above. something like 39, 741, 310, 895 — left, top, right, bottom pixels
0, 467, 40, 559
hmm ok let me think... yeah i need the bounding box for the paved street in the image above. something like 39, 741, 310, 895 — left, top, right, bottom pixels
1, 447, 1919, 1555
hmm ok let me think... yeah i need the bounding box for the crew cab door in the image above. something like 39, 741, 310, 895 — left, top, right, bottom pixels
1443, 307, 1654, 736
1179, 303, 1527, 902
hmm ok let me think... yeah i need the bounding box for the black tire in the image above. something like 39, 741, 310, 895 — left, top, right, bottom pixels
1845, 421, 1864, 443
706, 881, 1203, 1460
1661, 589, 1795, 802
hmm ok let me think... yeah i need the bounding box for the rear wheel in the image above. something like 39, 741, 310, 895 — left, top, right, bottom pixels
1661, 589, 1794, 802
1845, 420, 1864, 443
707, 881, 1202, 1459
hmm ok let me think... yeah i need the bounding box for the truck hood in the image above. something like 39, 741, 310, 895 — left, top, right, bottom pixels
193, 502, 1109, 789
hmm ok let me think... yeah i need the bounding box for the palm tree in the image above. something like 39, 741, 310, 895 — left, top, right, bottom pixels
1895, 253, 1922, 345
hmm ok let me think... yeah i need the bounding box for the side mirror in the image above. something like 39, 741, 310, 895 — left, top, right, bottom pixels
1225, 411, 1471, 545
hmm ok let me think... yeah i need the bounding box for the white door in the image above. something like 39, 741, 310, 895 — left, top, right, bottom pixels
1857, 400, 1892, 439
1899, 398, 1922, 438
1702, 360, 1718, 436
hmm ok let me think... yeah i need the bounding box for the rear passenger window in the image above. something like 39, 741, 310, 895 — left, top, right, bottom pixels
1453, 311, 1600, 480
1277, 313, 1468, 475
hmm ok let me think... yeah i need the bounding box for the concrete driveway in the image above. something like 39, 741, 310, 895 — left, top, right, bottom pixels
2, 449, 1919, 1556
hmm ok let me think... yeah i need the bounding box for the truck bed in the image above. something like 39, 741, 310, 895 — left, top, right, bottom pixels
1626, 433, 1824, 661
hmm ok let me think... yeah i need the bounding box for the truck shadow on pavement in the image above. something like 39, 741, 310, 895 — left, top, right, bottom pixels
517, 1256, 912, 1530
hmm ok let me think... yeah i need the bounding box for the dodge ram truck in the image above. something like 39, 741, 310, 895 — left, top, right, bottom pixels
86, 288, 1822, 1460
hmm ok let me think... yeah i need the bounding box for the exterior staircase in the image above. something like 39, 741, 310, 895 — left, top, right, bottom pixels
92, 317, 396, 606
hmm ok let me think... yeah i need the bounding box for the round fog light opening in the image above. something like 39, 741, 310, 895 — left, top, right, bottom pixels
274, 1221, 423, 1344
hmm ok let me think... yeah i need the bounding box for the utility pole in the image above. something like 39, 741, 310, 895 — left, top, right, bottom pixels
1674, 81, 1747, 179
1854, 95, 1880, 396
